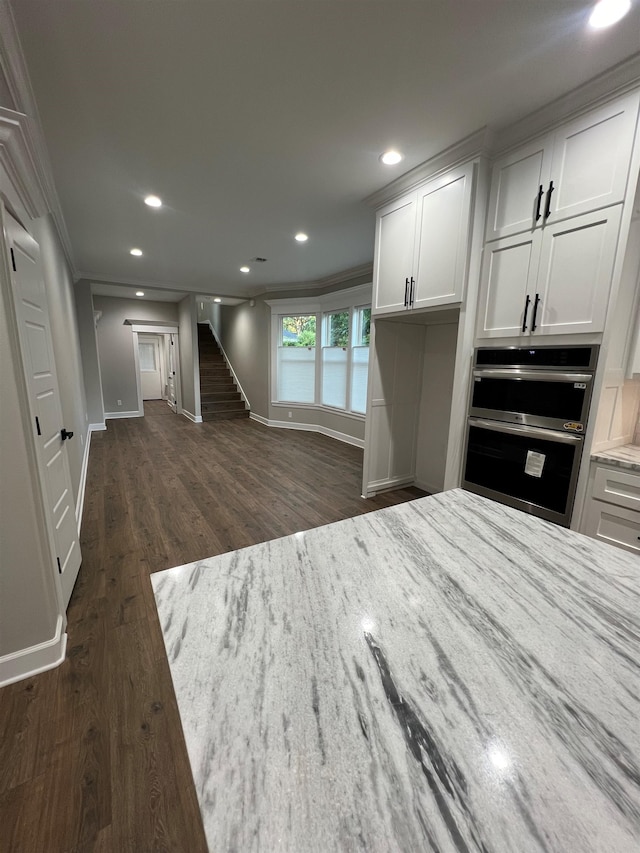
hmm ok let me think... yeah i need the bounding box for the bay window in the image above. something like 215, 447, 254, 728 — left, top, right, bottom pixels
270, 286, 371, 417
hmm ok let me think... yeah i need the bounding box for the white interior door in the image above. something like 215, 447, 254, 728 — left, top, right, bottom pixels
4, 208, 81, 608
138, 334, 162, 400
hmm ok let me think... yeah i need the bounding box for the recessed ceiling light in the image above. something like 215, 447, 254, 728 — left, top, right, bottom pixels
295, 232, 308, 242
144, 195, 162, 208
240, 266, 250, 273
380, 150, 403, 166
136, 291, 145, 297
130, 248, 143, 256
213, 297, 222, 303
589, 0, 631, 27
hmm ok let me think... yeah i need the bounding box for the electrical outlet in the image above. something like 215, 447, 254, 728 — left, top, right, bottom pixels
117, 399, 122, 406
288, 411, 292, 419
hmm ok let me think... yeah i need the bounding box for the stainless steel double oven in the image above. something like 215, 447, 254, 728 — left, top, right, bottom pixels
462, 345, 599, 527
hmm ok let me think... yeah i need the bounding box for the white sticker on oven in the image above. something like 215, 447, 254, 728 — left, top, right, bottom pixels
525, 450, 545, 478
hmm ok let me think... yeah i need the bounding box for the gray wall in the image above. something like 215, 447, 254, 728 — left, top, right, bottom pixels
178, 295, 200, 418
31, 215, 89, 501
214, 290, 371, 443
94, 295, 178, 415
74, 281, 105, 426
215, 298, 270, 418
1, 236, 61, 657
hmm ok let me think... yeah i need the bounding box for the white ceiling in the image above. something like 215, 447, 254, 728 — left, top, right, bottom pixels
10, 1, 640, 298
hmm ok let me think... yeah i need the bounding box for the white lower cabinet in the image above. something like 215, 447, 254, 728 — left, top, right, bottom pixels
582, 463, 640, 555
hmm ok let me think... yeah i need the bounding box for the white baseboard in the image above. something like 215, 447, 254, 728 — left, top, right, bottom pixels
182, 409, 203, 424
250, 413, 364, 449
75, 427, 92, 533
104, 410, 143, 419
363, 475, 415, 498
0, 615, 67, 688
89, 422, 107, 431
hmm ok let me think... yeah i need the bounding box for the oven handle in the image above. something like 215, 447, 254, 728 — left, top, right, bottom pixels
473, 369, 592, 383
469, 417, 583, 444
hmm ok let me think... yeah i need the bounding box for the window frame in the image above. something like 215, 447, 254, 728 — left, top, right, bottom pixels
268, 284, 372, 418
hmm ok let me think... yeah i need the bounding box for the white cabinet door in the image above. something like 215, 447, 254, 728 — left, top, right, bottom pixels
550, 91, 640, 223
584, 499, 640, 555
477, 232, 538, 338
485, 135, 551, 242
373, 193, 416, 316
534, 206, 622, 336
413, 165, 472, 309
485, 91, 639, 243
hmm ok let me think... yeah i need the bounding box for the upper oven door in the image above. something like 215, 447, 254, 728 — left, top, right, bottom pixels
469, 369, 593, 432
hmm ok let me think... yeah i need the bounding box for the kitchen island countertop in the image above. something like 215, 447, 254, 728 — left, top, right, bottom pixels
152, 489, 639, 853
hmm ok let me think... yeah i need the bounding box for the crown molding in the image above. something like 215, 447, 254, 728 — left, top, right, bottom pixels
254, 262, 373, 297
493, 52, 640, 156
0, 1, 77, 276
364, 128, 491, 210
78, 271, 195, 293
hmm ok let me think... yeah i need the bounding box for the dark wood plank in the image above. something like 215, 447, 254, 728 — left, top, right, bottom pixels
0, 401, 426, 851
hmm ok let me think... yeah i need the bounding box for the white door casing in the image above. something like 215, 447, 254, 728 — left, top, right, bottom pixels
3, 209, 82, 608
167, 333, 178, 411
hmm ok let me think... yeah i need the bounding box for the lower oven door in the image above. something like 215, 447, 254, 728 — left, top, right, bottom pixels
462, 417, 584, 527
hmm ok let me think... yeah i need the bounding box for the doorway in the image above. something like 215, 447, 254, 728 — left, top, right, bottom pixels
132, 324, 181, 416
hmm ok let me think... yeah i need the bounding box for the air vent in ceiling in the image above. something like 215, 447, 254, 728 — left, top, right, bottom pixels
253, 257, 268, 263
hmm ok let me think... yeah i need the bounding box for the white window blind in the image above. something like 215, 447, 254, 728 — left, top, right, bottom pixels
322, 346, 348, 409
139, 341, 156, 371
350, 346, 369, 413
277, 346, 316, 403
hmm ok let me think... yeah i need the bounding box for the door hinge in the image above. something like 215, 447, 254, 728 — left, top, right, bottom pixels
56, 556, 62, 574
10, 248, 16, 272
35, 416, 41, 436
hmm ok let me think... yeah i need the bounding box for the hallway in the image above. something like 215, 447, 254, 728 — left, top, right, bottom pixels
0, 405, 424, 852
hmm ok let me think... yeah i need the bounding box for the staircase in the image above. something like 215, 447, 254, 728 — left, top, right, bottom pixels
197, 324, 249, 421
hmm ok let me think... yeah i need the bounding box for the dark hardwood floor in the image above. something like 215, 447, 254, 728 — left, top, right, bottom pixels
0, 401, 426, 852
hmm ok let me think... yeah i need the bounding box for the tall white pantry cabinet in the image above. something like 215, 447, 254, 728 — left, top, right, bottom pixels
363, 83, 640, 508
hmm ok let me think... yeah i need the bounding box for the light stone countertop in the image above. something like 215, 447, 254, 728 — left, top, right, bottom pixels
591, 443, 640, 472
152, 489, 640, 853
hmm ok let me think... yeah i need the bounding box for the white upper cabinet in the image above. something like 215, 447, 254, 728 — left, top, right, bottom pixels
477, 206, 622, 339
374, 194, 417, 314
485, 91, 640, 242
485, 137, 551, 242
373, 162, 474, 317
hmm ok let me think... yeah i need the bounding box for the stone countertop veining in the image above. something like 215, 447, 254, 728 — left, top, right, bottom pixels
151, 489, 640, 853
591, 443, 640, 472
